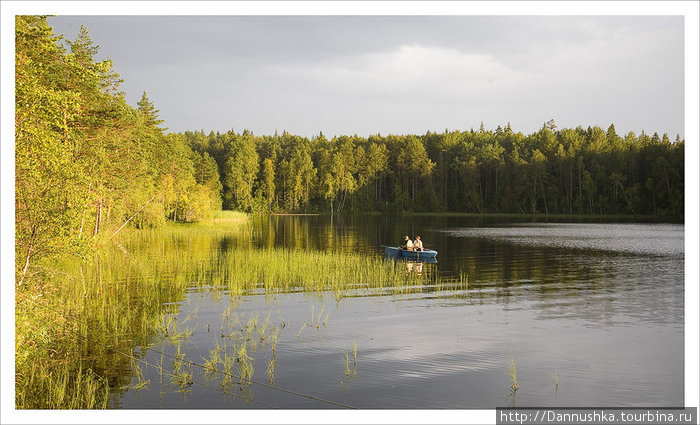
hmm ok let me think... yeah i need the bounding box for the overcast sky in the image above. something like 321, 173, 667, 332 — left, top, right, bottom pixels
47, 15, 684, 138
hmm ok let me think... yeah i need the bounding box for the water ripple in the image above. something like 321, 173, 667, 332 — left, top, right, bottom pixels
440, 223, 684, 257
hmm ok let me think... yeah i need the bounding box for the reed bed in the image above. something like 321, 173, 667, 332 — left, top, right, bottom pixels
211, 210, 249, 220
16, 220, 465, 409
210, 247, 447, 296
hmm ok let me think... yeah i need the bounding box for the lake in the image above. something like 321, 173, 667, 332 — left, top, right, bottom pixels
113, 215, 684, 409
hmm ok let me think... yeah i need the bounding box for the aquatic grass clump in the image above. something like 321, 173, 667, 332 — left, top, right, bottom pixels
210, 246, 451, 296
297, 322, 307, 338
270, 328, 280, 352
171, 370, 194, 392
246, 313, 259, 335
297, 304, 332, 340
353, 341, 358, 368
131, 359, 150, 390
344, 341, 359, 377
160, 314, 193, 343
219, 346, 237, 390
258, 312, 271, 341
201, 309, 286, 394
236, 344, 255, 385
345, 352, 352, 376
266, 357, 277, 384
202, 343, 223, 373
506, 355, 519, 392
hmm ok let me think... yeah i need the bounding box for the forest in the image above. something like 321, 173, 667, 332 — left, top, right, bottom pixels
15, 16, 222, 281
15, 16, 684, 280
183, 122, 684, 218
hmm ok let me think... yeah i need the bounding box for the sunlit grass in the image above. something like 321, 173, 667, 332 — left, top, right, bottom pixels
506, 356, 519, 392
212, 246, 448, 296
345, 352, 352, 376
211, 210, 248, 220
267, 357, 277, 384
16, 219, 466, 408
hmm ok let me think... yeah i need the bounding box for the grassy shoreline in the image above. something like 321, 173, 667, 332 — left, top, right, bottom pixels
208, 210, 249, 223
15, 217, 462, 409
233, 209, 680, 223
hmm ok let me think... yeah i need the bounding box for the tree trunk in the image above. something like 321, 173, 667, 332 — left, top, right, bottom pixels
18, 228, 36, 286
494, 167, 498, 210
664, 169, 672, 201
541, 182, 548, 215
578, 162, 583, 214
94, 197, 102, 235
412, 176, 416, 203
570, 160, 574, 214
112, 197, 154, 238
532, 175, 538, 214
478, 175, 484, 210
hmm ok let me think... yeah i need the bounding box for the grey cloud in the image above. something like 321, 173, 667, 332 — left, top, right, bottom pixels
48, 15, 684, 138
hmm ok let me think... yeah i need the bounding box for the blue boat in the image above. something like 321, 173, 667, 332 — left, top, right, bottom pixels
383, 246, 438, 262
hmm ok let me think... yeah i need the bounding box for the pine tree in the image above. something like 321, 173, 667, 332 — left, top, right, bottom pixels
137, 91, 165, 128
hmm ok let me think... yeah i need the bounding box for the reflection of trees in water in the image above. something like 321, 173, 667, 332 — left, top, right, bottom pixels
251, 215, 380, 253
233, 216, 682, 327
457, 237, 683, 326
249, 214, 454, 257
22, 216, 681, 408
29, 221, 449, 406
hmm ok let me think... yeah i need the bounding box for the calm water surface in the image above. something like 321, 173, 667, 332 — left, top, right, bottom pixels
116, 215, 684, 409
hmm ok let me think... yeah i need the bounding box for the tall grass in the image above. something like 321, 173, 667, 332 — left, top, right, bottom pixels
211, 210, 248, 220
16, 218, 465, 408
211, 246, 447, 296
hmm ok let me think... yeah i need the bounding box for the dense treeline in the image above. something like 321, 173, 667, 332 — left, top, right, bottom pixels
15, 16, 222, 281
183, 120, 683, 219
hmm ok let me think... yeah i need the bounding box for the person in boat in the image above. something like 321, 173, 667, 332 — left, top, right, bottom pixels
399, 235, 413, 251
413, 236, 424, 251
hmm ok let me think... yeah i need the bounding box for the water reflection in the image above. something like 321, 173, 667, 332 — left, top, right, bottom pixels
442, 223, 684, 258
113, 215, 683, 409
406, 261, 423, 275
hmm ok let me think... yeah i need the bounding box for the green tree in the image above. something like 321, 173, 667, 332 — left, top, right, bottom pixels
137, 91, 165, 128
396, 136, 434, 207
259, 157, 277, 210
223, 134, 259, 211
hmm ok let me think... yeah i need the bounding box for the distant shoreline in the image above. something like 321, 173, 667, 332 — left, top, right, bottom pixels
270, 213, 321, 216
236, 211, 681, 223
208, 217, 249, 223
